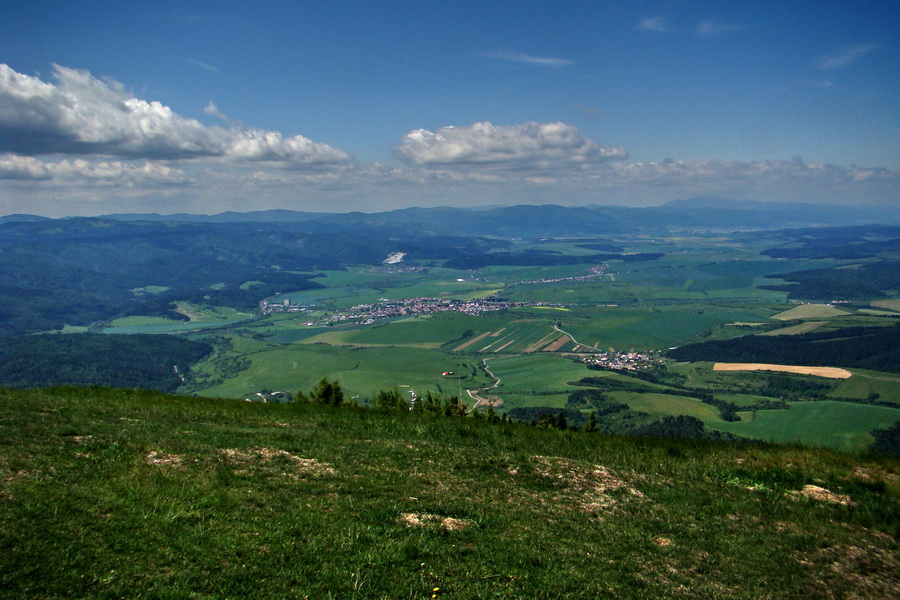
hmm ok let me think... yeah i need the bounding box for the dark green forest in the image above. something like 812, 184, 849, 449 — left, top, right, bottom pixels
0, 334, 212, 392
668, 323, 900, 373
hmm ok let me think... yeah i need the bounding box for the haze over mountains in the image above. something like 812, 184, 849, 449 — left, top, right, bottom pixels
3, 198, 897, 234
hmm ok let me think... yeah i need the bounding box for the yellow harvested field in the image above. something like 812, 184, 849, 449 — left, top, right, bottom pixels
771, 304, 849, 321
713, 363, 852, 379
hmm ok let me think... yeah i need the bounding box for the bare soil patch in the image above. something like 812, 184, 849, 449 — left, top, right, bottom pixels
529, 456, 645, 513
144, 451, 182, 467
788, 485, 854, 506
399, 513, 473, 531
524, 331, 558, 354
713, 363, 852, 379
542, 334, 572, 352
218, 448, 335, 475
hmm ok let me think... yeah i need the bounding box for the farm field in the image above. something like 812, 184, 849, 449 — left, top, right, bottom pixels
771, 304, 852, 321
81, 228, 893, 451
713, 401, 900, 452
713, 363, 853, 379
197, 343, 490, 401
102, 306, 254, 334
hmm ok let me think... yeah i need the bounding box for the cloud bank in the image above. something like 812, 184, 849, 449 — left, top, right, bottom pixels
0, 63, 896, 216
0, 63, 351, 167
395, 122, 627, 173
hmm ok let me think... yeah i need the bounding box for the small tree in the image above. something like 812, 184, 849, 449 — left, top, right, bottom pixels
373, 388, 407, 411
443, 395, 467, 418
310, 377, 344, 406
584, 411, 598, 433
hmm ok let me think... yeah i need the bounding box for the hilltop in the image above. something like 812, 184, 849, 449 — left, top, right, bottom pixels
1, 386, 897, 599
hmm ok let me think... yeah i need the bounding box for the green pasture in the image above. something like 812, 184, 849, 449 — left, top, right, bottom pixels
496, 392, 571, 412
713, 401, 900, 452
197, 344, 490, 401
102, 306, 253, 334
555, 305, 775, 350
477, 264, 596, 285
486, 354, 594, 394
316, 313, 504, 349
831, 372, 900, 405
130, 285, 171, 295
611, 391, 722, 422
370, 279, 499, 301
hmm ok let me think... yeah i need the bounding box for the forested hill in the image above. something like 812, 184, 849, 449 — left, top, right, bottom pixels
0, 334, 212, 392
668, 323, 900, 373
0, 217, 503, 335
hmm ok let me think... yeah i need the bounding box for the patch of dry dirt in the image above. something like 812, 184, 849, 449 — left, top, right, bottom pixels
788, 485, 854, 506
529, 456, 645, 513
400, 513, 473, 531
218, 448, 335, 475
144, 451, 182, 466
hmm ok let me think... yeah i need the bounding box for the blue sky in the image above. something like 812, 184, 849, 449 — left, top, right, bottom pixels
1, 1, 897, 216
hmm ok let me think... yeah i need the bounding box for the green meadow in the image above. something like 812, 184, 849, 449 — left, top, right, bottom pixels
198, 343, 490, 401
715, 401, 900, 453
2, 387, 897, 599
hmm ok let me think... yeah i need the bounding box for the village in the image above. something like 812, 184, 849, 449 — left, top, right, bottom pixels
261, 295, 570, 325
581, 349, 660, 371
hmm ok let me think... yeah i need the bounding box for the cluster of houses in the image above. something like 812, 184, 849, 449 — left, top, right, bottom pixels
258, 298, 309, 315
582, 350, 659, 371
341, 297, 516, 324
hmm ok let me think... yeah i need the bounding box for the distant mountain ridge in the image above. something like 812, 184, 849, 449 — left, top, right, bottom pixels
80, 198, 900, 234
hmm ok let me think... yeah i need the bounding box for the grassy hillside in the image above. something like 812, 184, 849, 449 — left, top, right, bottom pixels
1, 387, 897, 599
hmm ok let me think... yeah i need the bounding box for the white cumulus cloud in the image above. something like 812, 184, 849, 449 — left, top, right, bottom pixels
394, 121, 627, 174
0, 154, 52, 180
0, 63, 351, 168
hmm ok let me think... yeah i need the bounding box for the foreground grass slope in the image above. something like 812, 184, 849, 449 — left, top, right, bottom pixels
1, 387, 898, 599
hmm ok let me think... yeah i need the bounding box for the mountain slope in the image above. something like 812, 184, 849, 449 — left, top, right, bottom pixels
1, 387, 897, 598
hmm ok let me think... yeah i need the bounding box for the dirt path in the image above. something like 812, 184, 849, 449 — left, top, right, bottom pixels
553, 324, 602, 352
466, 358, 503, 409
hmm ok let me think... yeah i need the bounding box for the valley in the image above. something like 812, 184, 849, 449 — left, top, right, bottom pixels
1, 205, 898, 452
